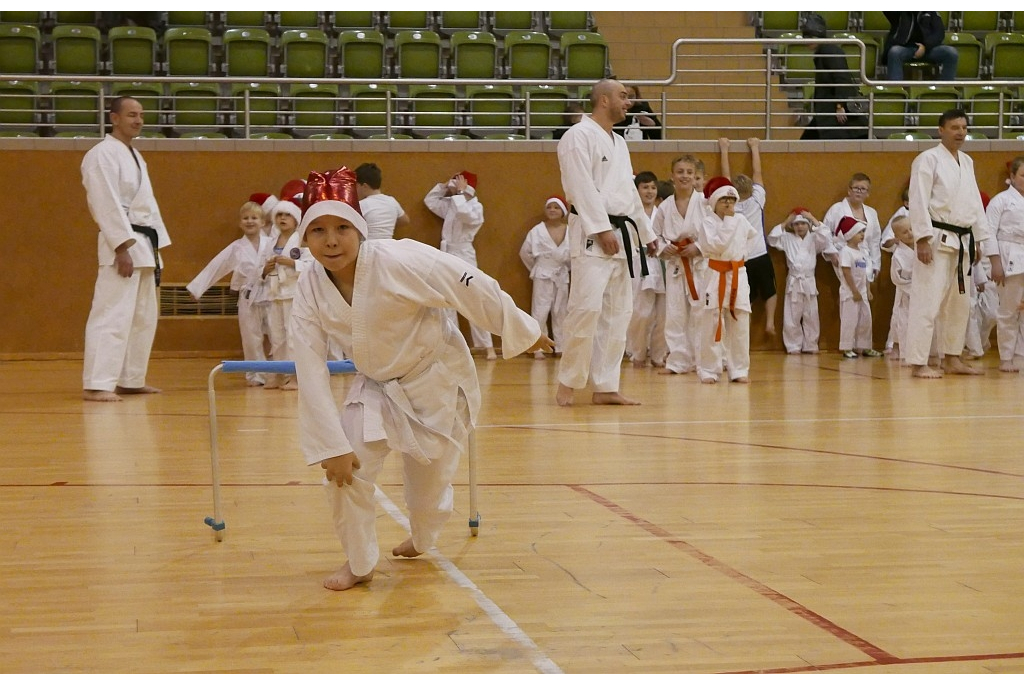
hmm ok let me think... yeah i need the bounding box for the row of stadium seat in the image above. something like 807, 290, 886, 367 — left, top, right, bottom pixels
0, 80, 592, 139
0, 24, 610, 80
0, 11, 594, 38
758, 11, 1024, 37
775, 31, 1024, 82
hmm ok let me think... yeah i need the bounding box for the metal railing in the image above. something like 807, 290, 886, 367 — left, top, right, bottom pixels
3, 37, 1023, 140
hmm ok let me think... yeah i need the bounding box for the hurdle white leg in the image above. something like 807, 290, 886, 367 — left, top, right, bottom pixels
205, 364, 226, 541
468, 428, 480, 536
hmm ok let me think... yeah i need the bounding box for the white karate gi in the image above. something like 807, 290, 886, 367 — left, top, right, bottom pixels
986, 185, 1024, 362
358, 193, 405, 241
653, 192, 707, 372
697, 212, 759, 381
838, 244, 873, 351
965, 256, 998, 357
519, 221, 571, 352
626, 221, 668, 365
823, 199, 882, 282
81, 134, 172, 392
187, 233, 272, 384
906, 144, 996, 366
767, 224, 835, 353
424, 183, 493, 351
889, 242, 915, 357
251, 230, 313, 371
556, 115, 657, 391
881, 205, 911, 350
291, 239, 540, 576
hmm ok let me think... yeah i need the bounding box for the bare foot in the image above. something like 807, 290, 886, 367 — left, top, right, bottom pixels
631, 359, 647, 369
281, 376, 298, 391
912, 364, 943, 379
392, 538, 422, 558
765, 324, 776, 337
83, 390, 122, 402
556, 383, 575, 406
942, 357, 983, 376
731, 376, 749, 383
534, 351, 546, 360
801, 349, 819, 355
700, 377, 718, 384
485, 348, 498, 361
592, 391, 641, 405
657, 367, 678, 375
246, 379, 264, 387
114, 385, 161, 395
651, 361, 665, 368
999, 360, 1019, 373
323, 562, 374, 591
264, 375, 281, 390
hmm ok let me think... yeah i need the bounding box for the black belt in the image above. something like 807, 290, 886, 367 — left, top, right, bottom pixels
131, 224, 160, 286
569, 206, 649, 278
933, 220, 974, 295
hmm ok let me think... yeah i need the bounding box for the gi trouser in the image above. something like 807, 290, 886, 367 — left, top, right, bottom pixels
906, 239, 971, 365
83, 265, 157, 391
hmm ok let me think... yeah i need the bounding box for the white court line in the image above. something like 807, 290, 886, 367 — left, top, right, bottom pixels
476, 413, 1024, 431
374, 489, 563, 675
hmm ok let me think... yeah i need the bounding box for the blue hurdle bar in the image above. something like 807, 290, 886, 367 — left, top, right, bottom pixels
205, 359, 480, 541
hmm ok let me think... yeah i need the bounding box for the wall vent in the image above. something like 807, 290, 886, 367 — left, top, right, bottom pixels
159, 284, 238, 318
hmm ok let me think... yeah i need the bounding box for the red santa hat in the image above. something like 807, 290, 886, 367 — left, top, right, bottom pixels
789, 208, 811, 225
279, 179, 306, 204
451, 170, 478, 197
298, 167, 367, 239
249, 192, 278, 216
980, 190, 991, 210
545, 195, 568, 216
703, 176, 738, 208
835, 216, 866, 241
272, 198, 302, 224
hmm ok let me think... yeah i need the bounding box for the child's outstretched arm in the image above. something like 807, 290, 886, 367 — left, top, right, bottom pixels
747, 138, 763, 187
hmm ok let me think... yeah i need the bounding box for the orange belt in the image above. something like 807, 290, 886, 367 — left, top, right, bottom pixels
672, 238, 699, 300
708, 258, 745, 342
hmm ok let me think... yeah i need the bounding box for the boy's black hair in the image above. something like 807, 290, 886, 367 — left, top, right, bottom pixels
355, 162, 382, 189
634, 171, 658, 187
938, 109, 969, 127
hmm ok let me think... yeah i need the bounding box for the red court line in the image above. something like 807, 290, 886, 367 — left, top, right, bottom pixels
571, 484, 899, 664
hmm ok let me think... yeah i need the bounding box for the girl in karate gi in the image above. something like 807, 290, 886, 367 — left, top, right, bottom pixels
987, 156, 1024, 372
291, 167, 551, 591
187, 201, 272, 385
519, 195, 571, 359
252, 198, 312, 389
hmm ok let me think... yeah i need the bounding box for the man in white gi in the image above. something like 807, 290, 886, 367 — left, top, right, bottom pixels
906, 108, 1003, 378
555, 79, 658, 406
81, 96, 171, 401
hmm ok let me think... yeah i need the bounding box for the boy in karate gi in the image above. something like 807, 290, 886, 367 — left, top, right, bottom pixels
291, 167, 551, 591
519, 196, 571, 359
835, 217, 882, 358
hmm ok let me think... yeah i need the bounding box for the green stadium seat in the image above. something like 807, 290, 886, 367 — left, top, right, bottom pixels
223, 12, 268, 29
504, 31, 552, 79
178, 132, 227, 139
332, 12, 378, 30
290, 82, 340, 132
964, 131, 988, 140
276, 12, 322, 29
408, 83, 458, 135
546, 11, 591, 35
336, 29, 386, 78
230, 82, 281, 129
348, 83, 399, 137
560, 32, 608, 79
944, 32, 982, 79
483, 133, 526, 140
985, 33, 1024, 79
861, 12, 889, 34
450, 31, 497, 78
108, 26, 157, 76
393, 30, 442, 78
53, 12, 96, 25
49, 80, 103, 130
887, 132, 932, 140
0, 12, 43, 24
280, 29, 330, 78
909, 85, 961, 133
367, 133, 412, 139
111, 81, 163, 126
426, 134, 470, 140
222, 28, 273, 77
963, 85, 1017, 132
0, 24, 41, 75
524, 84, 569, 134
164, 12, 210, 28
862, 84, 909, 135
168, 81, 221, 134
1013, 12, 1024, 31
491, 11, 535, 36
960, 11, 1000, 32
760, 12, 801, 35
164, 27, 213, 76
0, 79, 40, 129
51, 25, 102, 75
466, 84, 516, 135
0, 131, 40, 137
386, 11, 433, 33
54, 131, 102, 138
776, 33, 816, 83
308, 133, 353, 140
832, 33, 878, 80
816, 11, 850, 32
250, 132, 292, 139
438, 11, 481, 36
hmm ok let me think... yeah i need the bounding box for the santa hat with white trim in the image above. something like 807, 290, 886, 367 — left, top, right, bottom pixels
545, 195, 568, 216
835, 216, 866, 242
703, 176, 739, 208
298, 167, 368, 239
249, 192, 278, 216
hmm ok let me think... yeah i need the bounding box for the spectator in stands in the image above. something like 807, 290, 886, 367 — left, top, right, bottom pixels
798, 12, 867, 140
553, 102, 585, 140
883, 11, 958, 81
615, 85, 662, 140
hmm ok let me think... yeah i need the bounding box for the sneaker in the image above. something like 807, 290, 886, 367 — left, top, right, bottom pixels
842, 350, 858, 359
861, 349, 883, 358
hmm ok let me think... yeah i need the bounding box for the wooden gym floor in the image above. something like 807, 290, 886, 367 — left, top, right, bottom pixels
1, 352, 1023, 674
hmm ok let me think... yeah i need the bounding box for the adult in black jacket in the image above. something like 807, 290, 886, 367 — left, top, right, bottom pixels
799, 14, 866, 140
614, 85, 663, 140
883, 11, 958, 80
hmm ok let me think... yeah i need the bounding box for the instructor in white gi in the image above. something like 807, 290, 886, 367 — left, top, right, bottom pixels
555, 79, 658, 406
906, 108, 1003, 378
81, 97, 171, 401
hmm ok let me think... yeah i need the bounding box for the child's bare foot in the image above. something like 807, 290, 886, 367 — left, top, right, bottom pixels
999, 360, 1019, 373
912, 364, 943, 379
592, 391, 641, 405
942, 356, 983, 375
323, 562, 374, 591
731, 376, 749, 383
556, 383, 575, 406
534, 350, 546, 360
485, 348, 498, 361
392, 538, 422, 558
264, 375, 281, 389
700, 377, 718, 384
83, 390, 122, 402
115, 385, 161, 395
281, 376, 298, 391
631, 359, 648, 369
246, 379, 264, 387
765, 324, 776, 337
